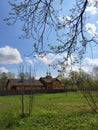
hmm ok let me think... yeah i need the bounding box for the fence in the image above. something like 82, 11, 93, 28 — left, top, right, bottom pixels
0, 89, 78, 96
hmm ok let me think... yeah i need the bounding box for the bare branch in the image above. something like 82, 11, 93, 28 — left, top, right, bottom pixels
4, 0, 98, 58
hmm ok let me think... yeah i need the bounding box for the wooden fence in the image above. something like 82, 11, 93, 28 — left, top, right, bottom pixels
0, 89, 77, 96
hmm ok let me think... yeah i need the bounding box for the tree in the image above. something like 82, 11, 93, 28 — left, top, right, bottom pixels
4, 0, 98, 59
93, 67, 98, 79
18, 65, 35, 117
0, 73, 8, 90
7, 72, 15, 79
74, 70, 98, 113
18, 65, 25, 117
0, 72, 15, 90
4, 0, 98, 113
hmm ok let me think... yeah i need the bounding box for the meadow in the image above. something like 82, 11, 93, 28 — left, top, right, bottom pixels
0, 92, 98, 130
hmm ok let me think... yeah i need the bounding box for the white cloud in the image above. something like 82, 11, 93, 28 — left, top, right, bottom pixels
36, 52, 98, 76
37, 53, 65, 65
77, 58, 98, 74
36, 53, 74, 77
88, 0, 98, 5
86, 0, 98, 15
25, 57, 34, 65
86, 5, 98, 15
83, 58, 98, 66
85, 23, 97, 36
0, 46, 22, 64
36, 53, 55, 65
0, 67, 9, 73
66, 57, 98, 74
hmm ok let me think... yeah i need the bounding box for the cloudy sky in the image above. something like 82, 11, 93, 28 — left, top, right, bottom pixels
0, 0, 98, 78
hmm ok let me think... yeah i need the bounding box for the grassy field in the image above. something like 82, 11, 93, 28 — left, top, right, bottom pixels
0, 92, 98, 130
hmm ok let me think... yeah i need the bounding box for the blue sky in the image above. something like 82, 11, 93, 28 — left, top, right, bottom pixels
0, 0, 98, 78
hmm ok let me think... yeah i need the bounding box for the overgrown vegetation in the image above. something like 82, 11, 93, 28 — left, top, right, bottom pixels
0, 93, 98, 130
0, 72, 15, 90
59, 70, 98, 113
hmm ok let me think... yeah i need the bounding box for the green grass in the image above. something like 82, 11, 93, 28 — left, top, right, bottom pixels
0, 92, 98, 130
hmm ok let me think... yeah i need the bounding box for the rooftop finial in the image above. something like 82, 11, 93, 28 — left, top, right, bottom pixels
49, 72, 51, 76
46, 71, 49, 76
